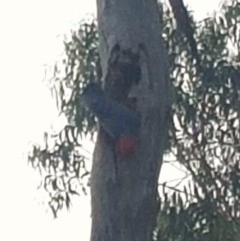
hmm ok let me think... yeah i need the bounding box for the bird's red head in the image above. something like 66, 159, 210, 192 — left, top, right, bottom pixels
115, 136, 138, 158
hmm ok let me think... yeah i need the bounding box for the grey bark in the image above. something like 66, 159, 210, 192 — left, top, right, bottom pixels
91, 0, 169, 241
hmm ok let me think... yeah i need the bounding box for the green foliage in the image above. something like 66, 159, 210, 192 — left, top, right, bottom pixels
28, 127, 90, 217
53, 19, 100, 133
28, 0, 240, 239
28, 20, 99, 216
157, 0, 240, 240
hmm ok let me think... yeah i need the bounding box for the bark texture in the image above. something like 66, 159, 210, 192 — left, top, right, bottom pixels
91, 1, 169, 241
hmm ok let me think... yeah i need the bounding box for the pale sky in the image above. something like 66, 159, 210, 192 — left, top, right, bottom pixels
0, 0, 222, 240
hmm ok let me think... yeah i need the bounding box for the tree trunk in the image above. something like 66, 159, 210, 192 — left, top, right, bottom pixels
91, 1, 169, 241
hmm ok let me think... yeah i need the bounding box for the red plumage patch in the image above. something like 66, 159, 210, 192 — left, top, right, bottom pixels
115, 136, 138, 158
